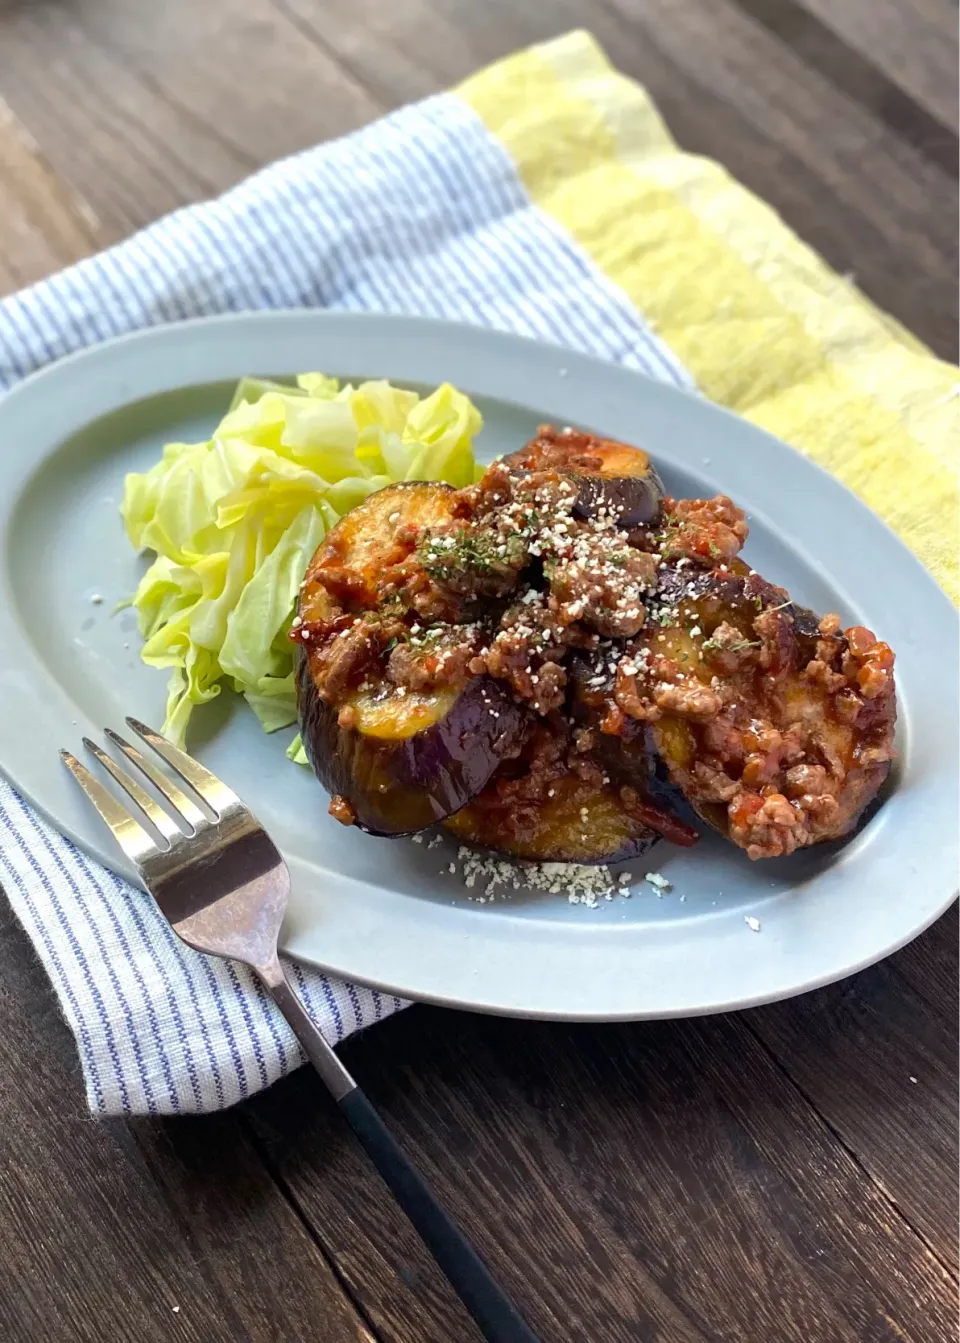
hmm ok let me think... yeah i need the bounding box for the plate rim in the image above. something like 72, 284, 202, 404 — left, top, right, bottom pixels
0, 309, 956, 1021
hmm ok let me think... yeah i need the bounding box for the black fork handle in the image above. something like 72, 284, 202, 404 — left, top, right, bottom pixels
339, 1086, 540, 1342
263, 962, 540, 1343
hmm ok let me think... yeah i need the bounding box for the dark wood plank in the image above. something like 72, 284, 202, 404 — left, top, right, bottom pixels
747, 907, 959, 1270
796, 0, 959, 132
0, 0, 384, 243
0, 0, 956, 354
249, 991, 956, 1343
0, 107, 104, 292
734, 0, 958, 171
592, 0, 958, 358
888, 898, 959, 1019
0, 896, 374, 1343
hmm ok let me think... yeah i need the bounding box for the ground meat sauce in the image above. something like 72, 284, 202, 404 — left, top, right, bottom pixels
294, 428, 896, 860
610, 564, 897, 859
328, 795, 356, 827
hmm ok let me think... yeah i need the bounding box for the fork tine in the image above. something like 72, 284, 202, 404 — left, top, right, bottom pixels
60, 750, 159, 872
83, 738, 183, 846
124, 717, 240, 818
104, 728, 208, 830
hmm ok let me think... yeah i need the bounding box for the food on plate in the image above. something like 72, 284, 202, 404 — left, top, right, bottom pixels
443, 723, 662, 863
573, 562, 896, 860
122, 379, 897, 870
647, 567, 895, 858
296, 666, 527, 836
294, 423, 897, 862
120, 374, 484, 748
503, 424, 664, 528
296, 484, 526, 834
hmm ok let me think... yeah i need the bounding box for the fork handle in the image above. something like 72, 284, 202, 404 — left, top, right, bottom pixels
263, 964, 540, 1343
338, 1087, 540, 1343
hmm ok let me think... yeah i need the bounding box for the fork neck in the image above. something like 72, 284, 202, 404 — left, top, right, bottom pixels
255, 956, 357, 1102
255, 953, 287, 992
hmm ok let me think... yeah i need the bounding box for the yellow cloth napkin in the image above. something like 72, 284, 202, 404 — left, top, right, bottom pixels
458, 31, 958, 601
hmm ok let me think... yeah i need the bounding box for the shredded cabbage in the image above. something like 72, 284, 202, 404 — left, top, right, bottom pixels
121, 374, 483, 753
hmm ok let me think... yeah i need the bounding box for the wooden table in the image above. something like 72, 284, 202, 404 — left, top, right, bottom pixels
0, 4, 956, 1340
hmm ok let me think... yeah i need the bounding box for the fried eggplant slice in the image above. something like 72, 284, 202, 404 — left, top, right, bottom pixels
301, 480, 458, 612
443, 717, 684, 862
610, 566, 897, 859
296, 657, 527, 835
295, 481, 528, 835
567, 656, 701, 847
503, 424, 665, 528
293, 445, 896, 866
445, 774, 658, 864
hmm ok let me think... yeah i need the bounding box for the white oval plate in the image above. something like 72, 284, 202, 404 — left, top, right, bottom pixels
0, 312, 955, 1019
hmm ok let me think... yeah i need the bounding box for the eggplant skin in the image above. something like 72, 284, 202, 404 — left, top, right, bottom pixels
567, 657, 703, 843
567, 655, 651, 787
570, 453, 665, 529
503, 426, 665, 528
444, 776, 658, 865
296, 652, 528, 836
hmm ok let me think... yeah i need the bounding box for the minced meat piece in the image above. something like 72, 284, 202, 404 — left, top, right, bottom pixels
727, 791, 809, 860
483, 592, 580, 715
702, 620, 760, 673
614, 650, 722, 723
659, 495, 748, 565
486, 636, 568, 715
328, 795, 356, 826
549, 530, 657, 637
652, 677, 723, 722
386, 628, 478, 691
509, 424, 619, 477
417, 523, 529, 599
300, 612, 403, 702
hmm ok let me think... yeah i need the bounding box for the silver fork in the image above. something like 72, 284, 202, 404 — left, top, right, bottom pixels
62, 718, 538, 1343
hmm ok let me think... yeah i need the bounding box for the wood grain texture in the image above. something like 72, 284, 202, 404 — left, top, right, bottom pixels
0, 0, 956, 353
796, 0, 960, 131
248, 956, 956, 1343
729, 0, 958, 171
0, 2, 956, 1340
597, 0, 958, 356
0, 899, 373, 1343
0, 0, 382, 241
749, 908, 959, 1270
0, 102, 104, 290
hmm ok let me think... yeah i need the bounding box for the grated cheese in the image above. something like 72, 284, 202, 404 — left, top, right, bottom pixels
453, 845, 627, 909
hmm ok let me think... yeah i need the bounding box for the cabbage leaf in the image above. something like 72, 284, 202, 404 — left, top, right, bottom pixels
121, 375, 482, 748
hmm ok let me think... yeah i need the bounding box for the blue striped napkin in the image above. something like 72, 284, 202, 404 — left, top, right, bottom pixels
0, 91, 689, 1115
